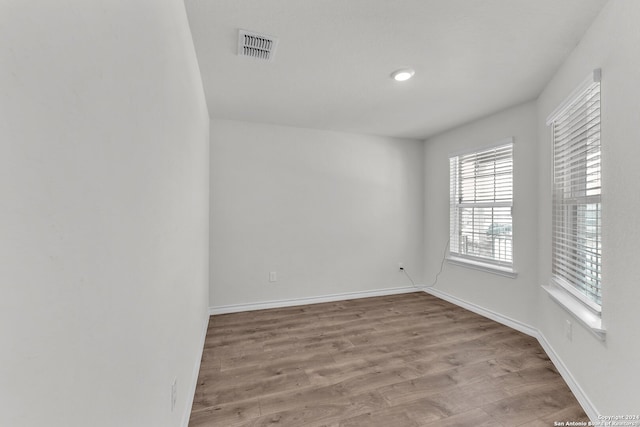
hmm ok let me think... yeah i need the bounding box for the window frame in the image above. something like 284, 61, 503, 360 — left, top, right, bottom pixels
543, 69, 605, 340
447, 138, 516, 278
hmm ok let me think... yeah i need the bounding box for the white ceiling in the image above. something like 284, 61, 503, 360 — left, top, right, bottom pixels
185, 0, 608, 140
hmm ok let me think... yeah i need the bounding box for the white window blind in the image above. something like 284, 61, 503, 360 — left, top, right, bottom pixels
548, 71, 602, 310
449, 140, 513, 268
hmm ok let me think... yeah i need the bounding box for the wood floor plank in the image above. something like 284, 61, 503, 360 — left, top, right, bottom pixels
537, 403, 592, 425
482, 381, 578, 425
258, 383, 350, 416
189, 400, 261, 427
251, 391, 388, 427
421, 408, 505, 427
197, 374, 309, 408
339, 409, 420, 427
189, 292, 588, 426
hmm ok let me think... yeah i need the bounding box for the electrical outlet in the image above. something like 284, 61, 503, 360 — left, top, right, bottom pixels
171, 378, 177, 412
269, 271, 277, 282
565, 320, 573, 341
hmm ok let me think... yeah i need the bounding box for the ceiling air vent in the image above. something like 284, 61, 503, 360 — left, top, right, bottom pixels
238, 29, 278, 62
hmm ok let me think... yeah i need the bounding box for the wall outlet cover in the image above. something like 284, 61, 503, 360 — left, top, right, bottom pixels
565, 320, 573, 341
171, 378, 177, 412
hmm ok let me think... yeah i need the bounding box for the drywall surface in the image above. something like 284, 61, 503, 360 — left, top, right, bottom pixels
536, 0, 640, 415
0, 1, 209, 426
423, 101, 539, 327
210, 120, 424, 308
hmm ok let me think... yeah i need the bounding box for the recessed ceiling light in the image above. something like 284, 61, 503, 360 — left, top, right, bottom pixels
391, 68, 415, 82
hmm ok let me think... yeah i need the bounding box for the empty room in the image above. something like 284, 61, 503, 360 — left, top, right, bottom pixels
2, 0, 639, 426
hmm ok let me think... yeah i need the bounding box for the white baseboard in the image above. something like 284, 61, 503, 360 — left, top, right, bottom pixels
421, 286, 538, 337
208, 286, 418, 315
181, 311, 210, 427
421, 286, 599, 422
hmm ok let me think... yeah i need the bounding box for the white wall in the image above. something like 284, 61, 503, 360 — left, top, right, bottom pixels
210, 119, 424, 308
0, 2, 209, 427
423, 101, 539, 327
536, 0, 640, 415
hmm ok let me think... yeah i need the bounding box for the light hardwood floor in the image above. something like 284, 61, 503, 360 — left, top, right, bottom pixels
189, 292, 588, 426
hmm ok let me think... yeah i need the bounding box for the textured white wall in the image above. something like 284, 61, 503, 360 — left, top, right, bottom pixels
210, 119, 424, 308
536, 0, 640, 415
423, 101, 539, 327
0, 1, 209, 426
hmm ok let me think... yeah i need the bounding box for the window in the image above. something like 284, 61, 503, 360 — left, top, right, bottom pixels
547, 70, 602, 314
449, 139, 514, 276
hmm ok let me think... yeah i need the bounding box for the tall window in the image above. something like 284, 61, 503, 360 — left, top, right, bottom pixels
449, 140, 514, 273
548, 70, 602, 311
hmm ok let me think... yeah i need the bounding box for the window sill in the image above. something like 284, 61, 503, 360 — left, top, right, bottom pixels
446, 256, 517, 278
542, 283, 606, 341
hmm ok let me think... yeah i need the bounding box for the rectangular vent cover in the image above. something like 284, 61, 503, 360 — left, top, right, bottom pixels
238, 30, 278, 62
